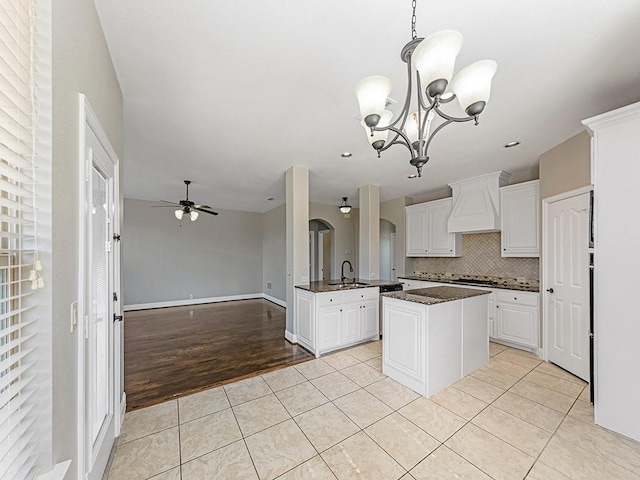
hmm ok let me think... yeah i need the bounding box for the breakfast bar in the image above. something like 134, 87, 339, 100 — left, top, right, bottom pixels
381, 286, 490, 397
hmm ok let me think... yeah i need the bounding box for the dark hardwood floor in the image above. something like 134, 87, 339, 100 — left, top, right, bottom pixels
124, 299, 313, 411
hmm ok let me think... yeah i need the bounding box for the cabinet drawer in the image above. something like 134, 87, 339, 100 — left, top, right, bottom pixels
342, 287, 378, 303
495, 290, 538, 307
316, 292, 343, 307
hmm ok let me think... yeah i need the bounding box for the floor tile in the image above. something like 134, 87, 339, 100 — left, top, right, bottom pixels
410, 445, 492, 480
310, 371, 359, 400
322, 351, 360, 370
400, 474, 416, 480
364, 412, 440, 470
294, 402, 359, 453
430, 386, 488, 420
510, 380, 575, 414
539, 436, 638, 480
567, 398, 594, 423
245, 419, 316, 480
471, 405, 551, 457
148, 467, 181, 480
492, 391, 565, 432
367, 340, 382, 354
504, 347, 540, 360
275, 456, 337, 479
555, 416, 640, 475
178, 386, 229, 424
445, 423, 535, 480
294, 359, 336, 380
471, 365, 520, 390
523, 370, 584, 397
489, 342, 508, 356
452, 376, 505, 403
181, 439, 258, 479
262, 366, 307, 392
365, 356, 382, 372
340, 362, 386, 387
321, 431, 405, 480
179, 408, 242, 462
233, 393, 291, 436
108, 427, 180, 480
534, 362, 587, 386
275, 381, 329, 417
224, 375, 273, 406
578, 385, 591, 403
488, 356, 533, 378
334, 389, 393, 428
119, 400, 178, 444
525, 461, 572, 480
365, 377, 420, 410
345, 344, 379, 362
494, 349, 541, 369
398, 397, 466, 442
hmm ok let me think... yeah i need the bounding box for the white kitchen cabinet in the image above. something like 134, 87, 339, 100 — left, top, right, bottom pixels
500, 180, 540, 257
494, 290, 538, 349
295, 287, 379, 357
405, 198, 461, 257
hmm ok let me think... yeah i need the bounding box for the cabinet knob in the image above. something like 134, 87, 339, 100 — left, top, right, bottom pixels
546, 288, 554, 293
514, 297, 518, 300
330, 299, 332, 302
496, 305, 500, 308
503, 248, 506, 251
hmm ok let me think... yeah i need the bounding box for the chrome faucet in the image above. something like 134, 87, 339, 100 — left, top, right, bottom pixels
341, 260, 354, 283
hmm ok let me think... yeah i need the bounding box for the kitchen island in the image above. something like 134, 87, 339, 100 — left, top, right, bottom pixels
382, 286, 490, 397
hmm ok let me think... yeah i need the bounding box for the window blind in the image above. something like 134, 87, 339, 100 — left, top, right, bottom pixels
0, 0, 43, 479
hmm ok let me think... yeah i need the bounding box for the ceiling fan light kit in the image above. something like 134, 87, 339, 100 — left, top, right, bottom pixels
156, 180, 219, 222
355, 0, 497, 178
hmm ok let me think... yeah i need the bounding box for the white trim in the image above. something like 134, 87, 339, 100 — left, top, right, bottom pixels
37, 460, 72, 480
117, 392, 126, 436
582, 101, 640, 134
541, 185, 593, 361
285, 330, 298, 343
124, 293, 287, 311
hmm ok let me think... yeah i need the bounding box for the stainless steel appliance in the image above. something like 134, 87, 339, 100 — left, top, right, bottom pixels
379, 283, 403, 336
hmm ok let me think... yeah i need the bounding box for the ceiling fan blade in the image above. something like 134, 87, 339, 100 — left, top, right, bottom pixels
193, 204, 211, 209
193, 206, 219, 216
151, 205, 181, 208
159, 200, 182, 206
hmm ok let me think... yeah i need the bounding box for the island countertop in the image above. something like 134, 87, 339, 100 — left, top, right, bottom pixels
382, 286, 490, 305
295, 279, 402, 293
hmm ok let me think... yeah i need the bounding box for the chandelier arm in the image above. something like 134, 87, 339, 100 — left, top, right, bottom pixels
423, 118, 456, 155
385, 60, 415, 131
385, 139, 415, 155
378, 125, 413, 154
432, 104, 477, 123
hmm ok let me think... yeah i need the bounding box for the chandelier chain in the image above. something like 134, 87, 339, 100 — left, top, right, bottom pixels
411, 0, 417, 39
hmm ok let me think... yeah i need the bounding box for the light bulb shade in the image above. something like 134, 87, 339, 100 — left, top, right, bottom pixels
189, 210, 199, 221
355, 76, 392, 122
413, 30, 463, 97
404, 112, 420, 144
339, 197, 352, 214
175, 209, 184, 220
361, 110, 393, 146
450, 59, 497, 115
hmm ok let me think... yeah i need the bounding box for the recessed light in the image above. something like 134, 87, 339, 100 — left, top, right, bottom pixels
408, 174, 417, 179
341, 152, 352, 158
504, 141, 520, 148
266, 197, 275, 201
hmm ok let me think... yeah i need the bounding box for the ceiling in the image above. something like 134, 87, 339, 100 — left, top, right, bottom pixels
94, 0, 640, 212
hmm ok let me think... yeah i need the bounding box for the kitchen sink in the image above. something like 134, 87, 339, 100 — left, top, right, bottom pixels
328, 282, 370, 288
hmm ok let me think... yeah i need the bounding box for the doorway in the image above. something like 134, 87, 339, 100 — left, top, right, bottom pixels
543, 187, 591, 381
379, 219, 397, 280
309, 219, 333, 281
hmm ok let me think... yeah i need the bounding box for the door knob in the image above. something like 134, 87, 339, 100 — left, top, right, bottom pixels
546, 288, 554, 293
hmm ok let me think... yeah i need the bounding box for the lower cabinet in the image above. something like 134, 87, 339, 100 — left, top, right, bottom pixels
494, 290, 538, 349
296, 287, 379, 357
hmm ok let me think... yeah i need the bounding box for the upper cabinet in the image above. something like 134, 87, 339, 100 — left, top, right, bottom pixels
500, 180, 540, 257
406, 198, 462, 257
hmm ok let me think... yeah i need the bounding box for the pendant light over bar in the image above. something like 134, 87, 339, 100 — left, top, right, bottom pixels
355, 1, 497, 177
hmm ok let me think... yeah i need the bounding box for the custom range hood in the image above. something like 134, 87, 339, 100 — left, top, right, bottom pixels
447, 171, 511, 233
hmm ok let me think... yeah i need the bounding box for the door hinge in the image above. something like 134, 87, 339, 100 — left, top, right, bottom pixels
113, 234, 121, 242
113, 314, 123, 323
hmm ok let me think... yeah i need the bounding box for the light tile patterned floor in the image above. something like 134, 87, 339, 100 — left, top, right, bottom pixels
108, 341, 640, 480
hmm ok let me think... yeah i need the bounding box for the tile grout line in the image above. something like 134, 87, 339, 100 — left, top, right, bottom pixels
225, 387, 262, 480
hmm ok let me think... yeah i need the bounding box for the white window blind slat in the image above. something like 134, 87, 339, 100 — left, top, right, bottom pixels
0, 178, 33, 198
0, 377, 33, 427
0, 143, 33, 168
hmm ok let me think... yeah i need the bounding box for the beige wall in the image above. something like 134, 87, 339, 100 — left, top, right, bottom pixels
52, 0, 123, 476
539, 131, 591, 199
380, 197, 408, 278
263, 203, 286, 302
309, 202, 357, 280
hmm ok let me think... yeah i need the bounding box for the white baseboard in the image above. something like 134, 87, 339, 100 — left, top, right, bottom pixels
124, 293, 287, 311
37, 460, 72, 480
285, 330, 297, 343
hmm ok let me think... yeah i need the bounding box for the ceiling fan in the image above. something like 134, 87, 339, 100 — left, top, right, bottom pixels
154, 180, 218, 221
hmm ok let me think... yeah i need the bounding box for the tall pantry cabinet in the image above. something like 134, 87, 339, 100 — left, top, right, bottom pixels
583, 101, 640, 442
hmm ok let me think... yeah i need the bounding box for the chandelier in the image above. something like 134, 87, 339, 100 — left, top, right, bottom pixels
355, 0, 497, 177
338, 197, 352, 214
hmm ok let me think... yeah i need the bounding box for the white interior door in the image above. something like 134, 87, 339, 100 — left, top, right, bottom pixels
544, 191, 590, 380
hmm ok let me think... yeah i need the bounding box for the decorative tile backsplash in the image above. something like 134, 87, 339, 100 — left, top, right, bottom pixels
412, 232, 539, 280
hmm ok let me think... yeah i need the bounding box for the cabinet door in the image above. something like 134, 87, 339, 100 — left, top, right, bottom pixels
342, 303, 361, 344
296, 290, 315, 350
318, 305, 342, 351
496, 303, 537, 347
500, 181, 540, 257
361, 300, 379, 339
427, 199, 460, 256
405, 206, 428, 256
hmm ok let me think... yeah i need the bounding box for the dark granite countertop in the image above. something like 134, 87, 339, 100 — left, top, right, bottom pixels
295, 279, 402, 293
398, 273, 539, 293
382, 286, 490, 305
